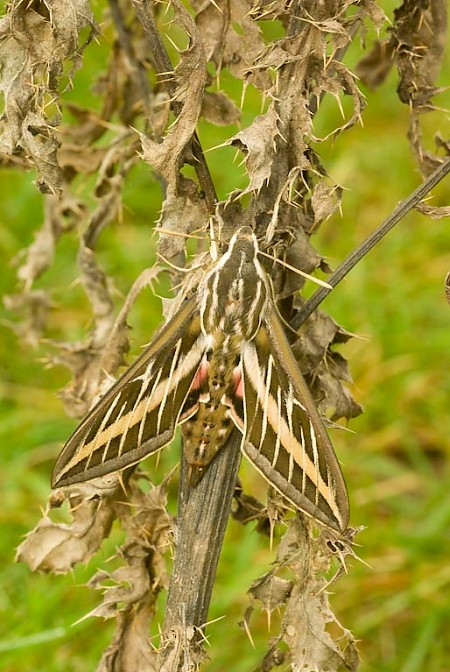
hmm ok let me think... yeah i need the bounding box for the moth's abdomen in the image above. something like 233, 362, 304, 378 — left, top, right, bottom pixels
181, 332, 241, 475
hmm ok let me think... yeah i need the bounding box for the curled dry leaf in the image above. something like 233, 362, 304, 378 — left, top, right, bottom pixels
360, 0, 389, 30
245, 519, 360, 671
96, 600, 158, 672
15, 192, 79, 290
157, 177, 210, 260
193, 0, 270, 89
0, 0, 96, 193
21, 111, 61, 195
57, 264, 162, 419
231, 485, 267, 528
229, 104, 282, 195
78, 246, 115, 343
356, 39, 395, 89
311, 182, 343, 227
50, 139, 142, 416
292, 311, 363, 421
53, 243, 117, 418
98, 266, 163, 374
58, 143, 108, 177
313, 356, 363, 422
294, 310, 351, 367
18, 472, 174, 672
267, 223, 325, 300
201, 91, 241, 127
86, 479, 173, 671
245, 574, 293, 619
278, 520, 360, 671
140, 1, 207, 187
302, 60, 365, 142
16, 495, 117, 574
415, 202, 450, 219
283, 580, 359, 672
3, 290, 51, 348
393, 0, 447, 108
358, 0, 447, 172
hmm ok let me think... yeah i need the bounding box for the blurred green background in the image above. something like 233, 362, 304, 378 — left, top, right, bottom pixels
1, 3, 450, 672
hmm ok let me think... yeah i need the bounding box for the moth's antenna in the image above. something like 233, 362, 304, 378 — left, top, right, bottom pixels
208, 217, 221, 261
156, 227, 208, 241
258, 249, 332, 289
156, 251, 205, 273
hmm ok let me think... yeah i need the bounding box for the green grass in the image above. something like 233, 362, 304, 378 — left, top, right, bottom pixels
1, 5, 450, 672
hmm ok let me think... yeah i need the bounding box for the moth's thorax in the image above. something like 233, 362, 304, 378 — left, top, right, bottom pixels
199, 229, 269, 340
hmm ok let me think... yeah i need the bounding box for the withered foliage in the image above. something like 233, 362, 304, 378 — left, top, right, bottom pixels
2, 0, 447, 670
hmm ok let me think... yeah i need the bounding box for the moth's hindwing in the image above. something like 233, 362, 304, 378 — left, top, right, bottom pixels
240, 302, 349, 532
52, 297, 205, 488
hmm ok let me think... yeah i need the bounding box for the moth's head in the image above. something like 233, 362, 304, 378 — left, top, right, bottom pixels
227, 226, 258, 260
233, 225, 255, 241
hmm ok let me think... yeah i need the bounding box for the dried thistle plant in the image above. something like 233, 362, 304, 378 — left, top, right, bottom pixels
1, 0, 448, 670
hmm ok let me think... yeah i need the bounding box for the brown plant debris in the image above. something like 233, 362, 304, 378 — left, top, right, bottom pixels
3, 0, 447, 669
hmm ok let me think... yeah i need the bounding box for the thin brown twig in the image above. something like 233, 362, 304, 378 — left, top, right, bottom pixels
292, 156, 450, 329
131, 0, 218, 213
109, 0, 152, 117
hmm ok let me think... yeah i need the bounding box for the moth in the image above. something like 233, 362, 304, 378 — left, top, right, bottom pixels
52, 227, 349, 532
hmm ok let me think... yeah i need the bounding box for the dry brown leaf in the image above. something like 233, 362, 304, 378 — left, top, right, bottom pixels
16, 496, 116, 573
393, 0, 447, 107
55, 264, 162, 419
283, 581, 359, 672
358, 0, 448, 172
201, 90, 241, 126
292, 311, 362, 421
0, 0, 95, 193
3, 290, 51, 348
415, 201, 450, 218
278, 520, 359, 671
229, 104, 282, 194
140, 1, 206, 188
356, 39, 395, 89
157, 177, 209, 260
193, 0, 270, 89
13, 191, 84, 291
88, 480, 173, 670
245, 519, 360, 671
247, 573, 293, 615
96, 601, 158, 672
311, 182, 342, 225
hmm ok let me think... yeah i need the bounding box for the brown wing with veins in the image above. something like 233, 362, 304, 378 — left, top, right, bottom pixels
52, 298, 206, 488
238, 304, 349, 532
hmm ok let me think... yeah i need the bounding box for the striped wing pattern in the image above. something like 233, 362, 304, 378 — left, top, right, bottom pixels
52, 298, 205, 488
239, 304, 349, 532
51, 228, 349, 533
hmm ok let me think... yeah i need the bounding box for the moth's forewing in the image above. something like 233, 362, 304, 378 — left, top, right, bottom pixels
52, 298, 205, 488
241, 304, 349, 532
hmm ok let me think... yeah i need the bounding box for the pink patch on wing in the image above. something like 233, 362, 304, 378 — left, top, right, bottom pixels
190, 358, 209, 390
233, 366, 243, 398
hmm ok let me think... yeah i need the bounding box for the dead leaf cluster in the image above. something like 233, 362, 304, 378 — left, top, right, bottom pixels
1, 0, 447, 670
